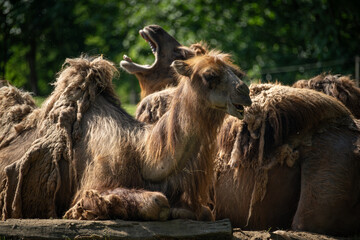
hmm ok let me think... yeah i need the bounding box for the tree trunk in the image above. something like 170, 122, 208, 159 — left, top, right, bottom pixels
27, 38, 38, 95
0, 12, 8, 79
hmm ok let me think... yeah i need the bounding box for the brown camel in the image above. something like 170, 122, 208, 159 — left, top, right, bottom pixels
0, 50, 251, 221
293, 74, 360, 118
214, 84, 360, 236
120, 25, 196, 99
123, 26, 360, 236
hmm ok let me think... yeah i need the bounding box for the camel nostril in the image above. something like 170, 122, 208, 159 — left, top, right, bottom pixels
236, 82, 250, 94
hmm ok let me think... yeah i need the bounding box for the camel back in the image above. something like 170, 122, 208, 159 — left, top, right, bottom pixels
216, 83, 354, 225
240, 84, 351, 167
217, 83, 353, 171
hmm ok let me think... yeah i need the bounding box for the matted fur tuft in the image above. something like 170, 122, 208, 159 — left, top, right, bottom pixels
0, 85, 37, 148
1, 50, 244, 221
293, 74, 360, 118
0, 56, 119, 219
216, 83, 353, 226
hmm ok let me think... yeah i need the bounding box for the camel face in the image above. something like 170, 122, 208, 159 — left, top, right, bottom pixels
120, 25, 187, 98
171, 54, 252, 119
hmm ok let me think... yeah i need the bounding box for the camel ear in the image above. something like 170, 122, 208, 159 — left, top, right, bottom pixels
176, 46, 195, 60
171, 60, 192, 77
189, 43, 208, 56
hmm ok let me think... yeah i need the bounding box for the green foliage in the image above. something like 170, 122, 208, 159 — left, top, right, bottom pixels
1, 0, 359, 101
33, 96, 46, 107
122, 104, 137, 117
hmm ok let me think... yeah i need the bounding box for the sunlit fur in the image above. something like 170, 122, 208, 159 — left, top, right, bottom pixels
133, 41, 360, 235
215, 83, 360, 236
293, 74, 360, 118
0, 50, 249, 221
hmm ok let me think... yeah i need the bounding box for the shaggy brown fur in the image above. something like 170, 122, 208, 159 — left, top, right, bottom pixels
293, 74, 360, 118
214, 83, 360, 236
134, 42, 246, 123
0, 84, 37, 148
125, 29, 360, 234
0, 51, 251, 221
136, 87, 176, 123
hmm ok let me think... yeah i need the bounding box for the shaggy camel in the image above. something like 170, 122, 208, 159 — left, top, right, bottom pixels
214, 84, 360, 236
123, 27, 360, 236
0, 50, 251, 221
293, 74, 360, 118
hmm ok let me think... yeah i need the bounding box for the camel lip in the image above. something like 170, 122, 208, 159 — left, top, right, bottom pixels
140, 28, 158, 55
120, 27, 159, 74
224, 101, 247, 119
233, 103, 244, 112
214, 105, 227, 111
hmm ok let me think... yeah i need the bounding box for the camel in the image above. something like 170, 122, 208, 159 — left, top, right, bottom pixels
121, 29, 244, 123
122, 26, 360, 236
214, 84, 360, 236
120, 25, 196, 99
0, 50, 251, 221
293, 74, 360, 118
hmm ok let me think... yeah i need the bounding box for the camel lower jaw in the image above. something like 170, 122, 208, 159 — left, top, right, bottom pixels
213, 105, 244, 119
120, 57, 157, 74
227, 104, 246, 120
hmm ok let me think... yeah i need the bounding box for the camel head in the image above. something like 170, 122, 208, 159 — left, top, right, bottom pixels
171, 51, 252, 119
120, 25, 194, 98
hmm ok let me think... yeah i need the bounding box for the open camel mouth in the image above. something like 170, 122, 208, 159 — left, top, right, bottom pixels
232, 104, 245, 119
120, 27, 159, 73
214, 103, 245, 119
233, 104, 244, 113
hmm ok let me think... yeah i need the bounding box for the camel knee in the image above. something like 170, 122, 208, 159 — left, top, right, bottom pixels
199, 205, 214, 221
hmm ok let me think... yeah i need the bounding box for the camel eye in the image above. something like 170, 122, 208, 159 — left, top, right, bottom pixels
202, 72, 220, 89
203, 72, 219, 83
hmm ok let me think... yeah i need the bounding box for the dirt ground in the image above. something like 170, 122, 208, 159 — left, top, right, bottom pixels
232, 228, 354, 240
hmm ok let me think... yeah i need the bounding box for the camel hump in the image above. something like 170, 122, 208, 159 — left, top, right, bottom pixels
293, 74, 360, 118
245, 84, 352, 147
0, 85, 37, 148
55, 56, 118, 95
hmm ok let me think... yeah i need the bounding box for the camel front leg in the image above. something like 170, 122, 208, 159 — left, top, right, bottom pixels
64, 188, 170, 221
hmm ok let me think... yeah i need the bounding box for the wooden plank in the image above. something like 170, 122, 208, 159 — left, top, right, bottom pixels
0, 218, 232, 240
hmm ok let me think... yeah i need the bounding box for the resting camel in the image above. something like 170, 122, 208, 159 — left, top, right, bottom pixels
0, 49, 251, 221
122, 26, 360, 236
293, 74, 360, 118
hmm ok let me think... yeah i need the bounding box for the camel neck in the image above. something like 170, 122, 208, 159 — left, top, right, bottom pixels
169, 81, 225, 141
141, 80, 226, 182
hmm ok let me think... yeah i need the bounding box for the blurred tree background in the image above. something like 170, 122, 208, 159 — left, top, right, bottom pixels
1, 0, 359, 103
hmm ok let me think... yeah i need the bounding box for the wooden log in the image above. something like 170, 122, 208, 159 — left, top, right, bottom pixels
0, 218, 232, 240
